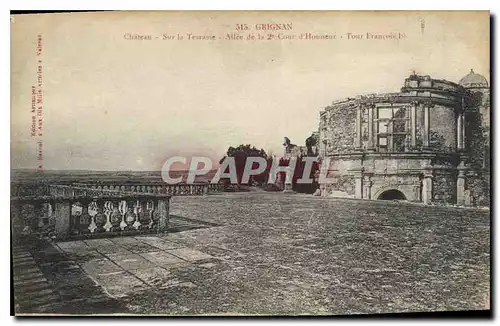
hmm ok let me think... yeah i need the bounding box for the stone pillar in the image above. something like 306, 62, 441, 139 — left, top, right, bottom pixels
457, 113, 463, 149
411, 102, 417, 147
461, 113, 466, 149
412, 184, 421, 202
367, 105, 374, 150
355, 106, 362, 148
156, 198, 170, 232
363, 175, 372, 199
422, 170, 433, 205
423, 104, 430, 148
457, 169, 466, 206
352, 169, 363, 199
464, 190, 471, 206
54, 201, 71, 240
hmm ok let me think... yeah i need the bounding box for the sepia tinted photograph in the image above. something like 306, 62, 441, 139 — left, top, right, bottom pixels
10, 10, 490, 316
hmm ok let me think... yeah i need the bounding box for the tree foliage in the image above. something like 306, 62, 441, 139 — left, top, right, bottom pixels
220, 144, 269, 185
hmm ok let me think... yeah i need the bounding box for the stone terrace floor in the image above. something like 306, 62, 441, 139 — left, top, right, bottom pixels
14, 193, 490, 315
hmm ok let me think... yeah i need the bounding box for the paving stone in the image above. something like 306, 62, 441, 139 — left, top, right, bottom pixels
118, 243, 158, 254
83, 239, 114, 249
94, 271, 148, 298
166, 248, 214, 261
168, 281, 197, 289
67, 250, 104, 262
57, 241, 90, 252
81, 258, 122, 276
109, 237, 141, 245
52, 272, 98, 289
199, 262, 218, 269
107, 253, 156, 271
135, 236, 183, 250
140, 251, 186, 267
95, 245, 132, 255
129, 267, 174, 288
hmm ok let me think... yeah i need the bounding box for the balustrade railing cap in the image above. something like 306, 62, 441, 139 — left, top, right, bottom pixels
11, 184, 172, 202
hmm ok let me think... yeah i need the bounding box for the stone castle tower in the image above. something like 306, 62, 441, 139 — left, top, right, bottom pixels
316, 70, 490, 207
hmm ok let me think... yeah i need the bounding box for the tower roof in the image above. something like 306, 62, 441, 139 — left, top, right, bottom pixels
459, 69, 489, 88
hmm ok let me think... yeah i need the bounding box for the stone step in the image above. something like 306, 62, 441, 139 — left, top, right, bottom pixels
14, 277, 48, 286
12, 250, 62, 315
14, 281, 51, 294
17, 293, 60, 307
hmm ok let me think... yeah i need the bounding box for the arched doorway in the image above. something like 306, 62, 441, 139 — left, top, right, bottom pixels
377, 189, 406, 200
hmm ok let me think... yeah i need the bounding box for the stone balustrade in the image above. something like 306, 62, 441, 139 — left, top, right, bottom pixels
11, 184, 171, 241
70, 182, 225, 196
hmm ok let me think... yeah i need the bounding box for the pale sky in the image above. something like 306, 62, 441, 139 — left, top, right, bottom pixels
11, 11, 489, 171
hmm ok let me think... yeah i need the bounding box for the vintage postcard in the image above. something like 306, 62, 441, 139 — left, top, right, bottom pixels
10, 11, 490, 316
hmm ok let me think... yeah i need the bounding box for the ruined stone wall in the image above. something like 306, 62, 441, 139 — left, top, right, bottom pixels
320, 101, 357, 154
466, 173, 490, 207
465, 110, 486, 170
323, 175, 356, 196
464, 88, 490, 207
429, 105, 457, 152
432, 172, 456, 205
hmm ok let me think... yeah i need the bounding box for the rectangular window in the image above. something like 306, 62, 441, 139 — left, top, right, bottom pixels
375, 106, 410, 152
378, 121, 388, 134
378, 108, 392, 120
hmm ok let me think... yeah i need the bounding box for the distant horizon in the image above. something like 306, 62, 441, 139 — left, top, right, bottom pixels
11, 168, 220, 172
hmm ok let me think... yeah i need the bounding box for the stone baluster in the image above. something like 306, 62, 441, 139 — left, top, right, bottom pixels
93, 199, 107, 233
103, 201, 113, 231
109, 200, 123, 232
138, 200, 152, 231
79, 199, 92, 234
151, 199, 160, 230
124, 200, 138, 231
